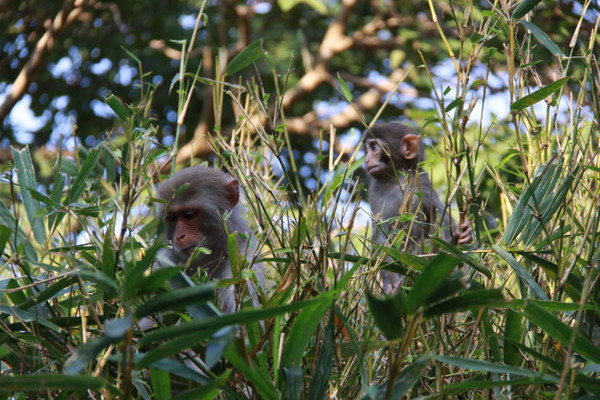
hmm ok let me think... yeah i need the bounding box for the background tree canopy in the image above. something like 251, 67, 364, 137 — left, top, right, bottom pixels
1, 0, 599, 398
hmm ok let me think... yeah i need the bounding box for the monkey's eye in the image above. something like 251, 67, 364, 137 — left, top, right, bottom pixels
166, 213, 176, 223
182, 210, 199, 220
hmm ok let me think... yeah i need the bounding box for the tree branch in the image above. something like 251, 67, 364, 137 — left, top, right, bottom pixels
0, 0, 90, 123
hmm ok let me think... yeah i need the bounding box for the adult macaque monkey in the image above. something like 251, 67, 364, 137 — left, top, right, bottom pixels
156, 165, 262, 313
363, 123, 472, 293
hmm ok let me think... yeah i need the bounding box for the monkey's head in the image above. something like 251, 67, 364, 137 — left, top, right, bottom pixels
156, 165, 241, 268
362, 123, 424, 178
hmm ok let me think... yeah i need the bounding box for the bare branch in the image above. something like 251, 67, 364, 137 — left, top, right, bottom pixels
0, 0, 92, 123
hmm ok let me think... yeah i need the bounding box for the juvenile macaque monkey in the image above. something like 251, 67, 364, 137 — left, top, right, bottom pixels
363, 123, 472, 293
156, 165, 262, 313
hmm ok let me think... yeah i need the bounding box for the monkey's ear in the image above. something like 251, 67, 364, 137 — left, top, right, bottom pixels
224, 179, 240, 207
402, 135, 420, 160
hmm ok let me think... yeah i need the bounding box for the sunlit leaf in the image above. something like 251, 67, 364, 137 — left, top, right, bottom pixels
278, 0, 327, 13
337, 73, 353, 102
520, 21, 566, 58
11, 146, 45, 244
510, 78, 569, 112
225, 40, 264, 76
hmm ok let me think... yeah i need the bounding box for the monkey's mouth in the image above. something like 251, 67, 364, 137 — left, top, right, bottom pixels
367, 164, 384, 175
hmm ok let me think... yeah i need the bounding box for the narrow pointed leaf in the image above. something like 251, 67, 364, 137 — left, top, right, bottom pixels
405, 253, 461, 314
510, 78, 569, 112
523, 302, 600, 363
225, 40, 264, 76
0, 375, 106, 391
512, 0, 543, 19
493, 246, 549, 300
520, 21, 566, 58
280, 291, 335, 369
11, 146, 45, 244
337, 73, 353, 101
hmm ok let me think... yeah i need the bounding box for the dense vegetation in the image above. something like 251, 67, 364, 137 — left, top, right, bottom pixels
1, 0, 599, 398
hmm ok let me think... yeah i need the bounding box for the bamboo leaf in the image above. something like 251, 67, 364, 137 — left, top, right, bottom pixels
510, 78, 569, 112
280, 291, 335, 369
424, 289, 505, 317
337, 73, 353, 102
150, 369, 171, 400
387, 356, 432, 398
0, 375, 106, 391
520, 21, 566, 58
405, 253, 461, 315
523, 302, 600, 363
366, 291, 405, 339
105, 93, 133, 121
433, 355, 560, 382
493, 246, 549, 301
278, 0, 327, 13
11, 146, 45, 244
139, 298, 321, 346
307, 317, 334, 400
225, 40, 264, 76
512, 0, 543, 20
134, 285, 215, 318
504, 309, 523, 366
226, 342, 279, 400
68, 148, 102, 204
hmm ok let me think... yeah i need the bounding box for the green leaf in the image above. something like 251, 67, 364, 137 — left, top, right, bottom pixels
284, 366, 303, 400
0, 305, 62, 332
226, 344, 279, 400
68, 147, 102, 204
18, 276, 78, 310
278, 0, 327, 13
512, 0, 543, 20
520, 21, 566, 58
225, 40, 264, 76
280, 291, 335, 369
104, 92, 133, 121
0, 225, 11, 259
523, 302, 600, 363
151, 368, 171, 400
517, 251, 583, 301
445, 97, 463, 113
386, 356, 432, 398
405, 253, 461, 315
510, 77, 569, 112
134, 285, 215, 318
11, 146, 45, 244
433, 355, 560, 382
64, 335, 120, 374
138, 333, 215, 368
365, 291, 405, 339
139, 298, 322, 346
503, 163, 577, 246
307, 317, 334, 400
337, 73, 353, 102
0, 375, 106, 391
493, 246, 549, 301
504, 309, 522, 366
424, 289, 505, 317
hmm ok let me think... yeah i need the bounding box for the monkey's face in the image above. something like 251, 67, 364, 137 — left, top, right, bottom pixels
165, 206, 207, 257
364, 138, 393, 177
